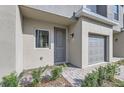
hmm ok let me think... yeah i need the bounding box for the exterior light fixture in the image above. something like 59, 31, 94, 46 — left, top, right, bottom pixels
70, 33, 74, 38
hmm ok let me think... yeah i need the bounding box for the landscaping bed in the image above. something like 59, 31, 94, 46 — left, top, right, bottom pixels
36, 76, 72, 87
115, 60, 124, 66
101, 79, 124, 87
0, 62, 124, 87
0, 65, 71, 87
81, 63, 124, 87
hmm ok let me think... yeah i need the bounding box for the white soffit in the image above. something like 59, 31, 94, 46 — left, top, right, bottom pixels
19, 6, 76, 26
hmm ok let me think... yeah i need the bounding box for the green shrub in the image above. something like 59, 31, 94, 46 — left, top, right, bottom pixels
32, 68, 41, 85
58, 64, 68, 68
97, 66, 106, 86
0, 73, 18, 87
81, 71, 99, 87
62, 63, 68, 68
105, 64, 117, 81
31, 66, 47, 86
50, 66, 63, 80
81, 64, 118, 87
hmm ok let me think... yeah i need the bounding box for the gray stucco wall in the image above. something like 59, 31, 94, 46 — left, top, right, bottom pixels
81, 16, 113, 67
69, 19, 82, 67
0, 6, 16, 79
23, 17, 68, 70
113, 32, 124, 57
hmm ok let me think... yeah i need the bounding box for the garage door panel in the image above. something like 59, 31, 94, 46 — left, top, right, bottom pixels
88, 35, 105, 65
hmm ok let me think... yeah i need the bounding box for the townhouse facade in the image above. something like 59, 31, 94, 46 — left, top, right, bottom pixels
0, 5, 124, 79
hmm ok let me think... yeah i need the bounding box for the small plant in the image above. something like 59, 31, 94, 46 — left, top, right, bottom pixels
0, 72, 18, 87
31, 66, 48, 86
32, 68, 41, 85
97, 66, 106, 86
105, 64, 117, 81
62, 63, 68, 68
81, 70, 99, 87
115, 60, 124, 66
50, 66, 63, 80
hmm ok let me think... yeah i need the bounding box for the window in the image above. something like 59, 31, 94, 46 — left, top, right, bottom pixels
113, 5, 119, 20
86, 5, 107, 17
86, 5, 97, 13
35, 30, 49, 48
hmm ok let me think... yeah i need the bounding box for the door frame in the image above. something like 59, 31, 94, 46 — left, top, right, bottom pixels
54, 27, 68, 64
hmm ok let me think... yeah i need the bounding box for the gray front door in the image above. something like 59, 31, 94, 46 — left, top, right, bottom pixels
54, 27, 66, 63
88, 34, 105, 65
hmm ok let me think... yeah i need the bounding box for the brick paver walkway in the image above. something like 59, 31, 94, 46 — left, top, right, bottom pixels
62, 67, 85, 87
62, 63, 109, 87
62, 65, 124, 87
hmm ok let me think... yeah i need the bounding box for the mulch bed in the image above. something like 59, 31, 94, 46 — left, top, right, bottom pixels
100, 79, 124, 87
36, 76, 72, 87
101, 80, 115, 87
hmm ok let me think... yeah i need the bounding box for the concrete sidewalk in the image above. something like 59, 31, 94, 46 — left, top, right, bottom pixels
115, 65, 124, 81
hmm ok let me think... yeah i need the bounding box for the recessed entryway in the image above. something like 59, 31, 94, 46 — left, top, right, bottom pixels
54, 27, 66, 64
88, 34, 108, 65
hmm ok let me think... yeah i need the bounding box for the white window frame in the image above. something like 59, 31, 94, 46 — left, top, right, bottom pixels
34, 29, 50, 49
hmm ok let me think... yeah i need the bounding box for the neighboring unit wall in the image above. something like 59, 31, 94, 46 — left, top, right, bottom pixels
23, 18, 68, 69
0, 6, 16, 78
26, 5, 82, 18
107, 5, 123, 32
69, 19, 82, 67
81, 17, 113, 67
113, 32, 124, 57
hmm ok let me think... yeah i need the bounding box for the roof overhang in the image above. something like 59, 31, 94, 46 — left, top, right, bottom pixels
19, 6, 76, 26
75, 8, 119, 26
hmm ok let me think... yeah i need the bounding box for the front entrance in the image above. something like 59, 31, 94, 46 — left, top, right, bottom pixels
54, 27, 66, 64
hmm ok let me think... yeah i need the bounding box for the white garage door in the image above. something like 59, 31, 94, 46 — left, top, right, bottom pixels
88, 35, 105, 65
